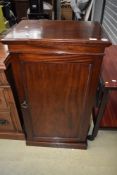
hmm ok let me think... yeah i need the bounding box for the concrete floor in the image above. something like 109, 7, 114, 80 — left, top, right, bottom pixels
0, 130, 117, 175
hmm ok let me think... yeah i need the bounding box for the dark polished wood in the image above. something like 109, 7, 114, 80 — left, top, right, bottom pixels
100, 92, 117, 128
0, 43, 24, 140
93, 92, 117, 129
3, 20, 109, 42
97, 46, 117, 128
2, 20, 111, 149
101, 46, 117, 89
89, 46, 117, 140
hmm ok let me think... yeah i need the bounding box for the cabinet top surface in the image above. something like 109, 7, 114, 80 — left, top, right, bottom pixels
102, 45, 117, 88
2, 20, 110, 44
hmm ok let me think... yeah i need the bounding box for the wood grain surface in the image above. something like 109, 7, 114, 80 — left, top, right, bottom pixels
2, 20, 111, 148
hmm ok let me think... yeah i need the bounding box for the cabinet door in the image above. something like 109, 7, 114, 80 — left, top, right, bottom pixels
16, 54, 102, 145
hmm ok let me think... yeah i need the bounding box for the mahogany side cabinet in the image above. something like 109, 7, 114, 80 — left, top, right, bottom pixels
2, 20, 111, 149
0, 43, 24, 139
